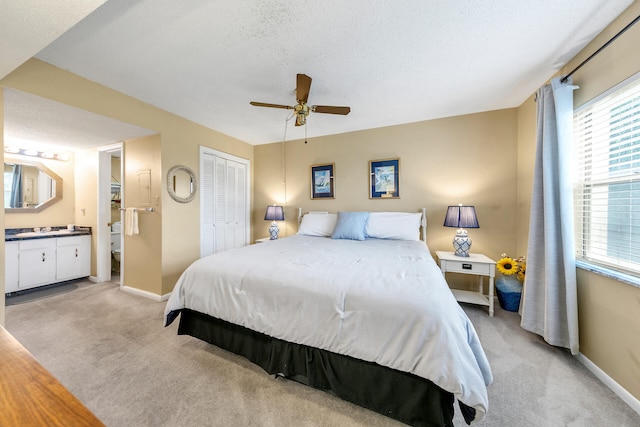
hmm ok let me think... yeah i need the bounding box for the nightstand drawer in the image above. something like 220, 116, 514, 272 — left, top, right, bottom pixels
442, 259, 491, 275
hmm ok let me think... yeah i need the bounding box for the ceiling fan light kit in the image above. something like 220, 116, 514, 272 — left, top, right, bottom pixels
250, 74, 350, 127
294, 103, 310, 126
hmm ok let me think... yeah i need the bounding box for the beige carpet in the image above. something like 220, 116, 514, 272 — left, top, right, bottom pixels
5, 281, 640, 426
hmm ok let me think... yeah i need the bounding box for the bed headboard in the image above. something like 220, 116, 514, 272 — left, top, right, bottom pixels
297, 208, 428, 244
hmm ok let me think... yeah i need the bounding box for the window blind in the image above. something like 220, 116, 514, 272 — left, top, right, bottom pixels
573, 74, 640, 274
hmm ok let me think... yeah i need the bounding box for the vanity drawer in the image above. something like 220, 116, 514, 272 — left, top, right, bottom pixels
57, 236, 86, 246
19, 238, 56, 251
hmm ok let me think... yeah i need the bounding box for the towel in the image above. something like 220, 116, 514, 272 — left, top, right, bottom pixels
124, 207, 139, 235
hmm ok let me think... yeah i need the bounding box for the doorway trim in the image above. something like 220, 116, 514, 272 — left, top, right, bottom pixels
97, 143, 123, 286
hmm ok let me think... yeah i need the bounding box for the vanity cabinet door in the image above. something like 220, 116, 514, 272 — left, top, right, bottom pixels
80, 235, 91, 277
18, 239, 56, 290
57, 235, 90, 281
5, 241, 20, 293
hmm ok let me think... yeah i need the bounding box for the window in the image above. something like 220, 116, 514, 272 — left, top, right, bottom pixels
573, 74, 640, 277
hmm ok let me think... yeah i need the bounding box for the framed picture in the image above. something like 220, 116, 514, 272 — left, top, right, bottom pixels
369, 158, 400, 199
311, 163, 335, 199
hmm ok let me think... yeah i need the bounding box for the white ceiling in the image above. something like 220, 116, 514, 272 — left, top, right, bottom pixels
3, 87, 155, 153
0, 0, 107, 79
3, 0, 636, 149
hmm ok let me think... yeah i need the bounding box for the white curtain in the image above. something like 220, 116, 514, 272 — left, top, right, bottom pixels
520, 77, 579, 355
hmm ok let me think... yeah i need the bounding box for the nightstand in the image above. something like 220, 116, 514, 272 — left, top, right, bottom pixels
255, 237, 270, 244
435, 251, 496, 317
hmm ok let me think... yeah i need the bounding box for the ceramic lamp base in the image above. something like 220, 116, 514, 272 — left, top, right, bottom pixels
452, 229, 472, 257
269, 222, 279, 240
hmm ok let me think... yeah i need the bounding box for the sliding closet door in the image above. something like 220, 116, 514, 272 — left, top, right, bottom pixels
201, 154, 215, 256
225, 160, 247, 249
214, 155, 230, 252
234, 162, 247, 245
200, 147, 250, 257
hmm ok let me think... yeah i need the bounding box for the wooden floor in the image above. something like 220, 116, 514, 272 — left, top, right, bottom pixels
0, 325, 104, 426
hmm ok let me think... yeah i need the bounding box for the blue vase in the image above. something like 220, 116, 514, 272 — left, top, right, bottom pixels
496, 275, 522, 312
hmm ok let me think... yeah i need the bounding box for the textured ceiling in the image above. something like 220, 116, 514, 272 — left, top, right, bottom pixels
3, 88, 155, 153
0, 0, 107, 79
4, 0, 636, 149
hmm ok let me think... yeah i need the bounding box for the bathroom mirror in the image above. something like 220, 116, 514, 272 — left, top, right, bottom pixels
167, 165, 197, 203
4, 159, 63, 213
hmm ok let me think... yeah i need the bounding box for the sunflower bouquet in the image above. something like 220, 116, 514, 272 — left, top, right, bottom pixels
496, 254, 526, 283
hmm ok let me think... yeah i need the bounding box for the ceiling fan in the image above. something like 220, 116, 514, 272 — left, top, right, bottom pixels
250, 74, 350, 126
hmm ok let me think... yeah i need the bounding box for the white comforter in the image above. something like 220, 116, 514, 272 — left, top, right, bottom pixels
165, 235, 492, 422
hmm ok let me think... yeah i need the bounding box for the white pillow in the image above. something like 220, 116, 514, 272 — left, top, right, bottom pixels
365, 212, 423, 241
297, 213, 338, 237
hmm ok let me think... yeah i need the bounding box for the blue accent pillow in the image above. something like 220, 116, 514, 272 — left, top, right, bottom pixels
331, 211, 370, 241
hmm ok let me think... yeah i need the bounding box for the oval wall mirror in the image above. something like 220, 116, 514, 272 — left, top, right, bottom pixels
167, 165, 197, 203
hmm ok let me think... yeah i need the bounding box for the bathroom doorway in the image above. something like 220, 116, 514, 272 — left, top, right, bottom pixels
98, 144, 123, 286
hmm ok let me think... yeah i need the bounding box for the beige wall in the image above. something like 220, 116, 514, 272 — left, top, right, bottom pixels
515, 2, 640, 400
254, 109, 519, 291
123, 135, 162, 294
516, 95, 536, 257
73, 148, 99, 275
1, 59, 254, 300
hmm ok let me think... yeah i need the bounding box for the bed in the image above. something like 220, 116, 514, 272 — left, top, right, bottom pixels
165, 210, 492, 426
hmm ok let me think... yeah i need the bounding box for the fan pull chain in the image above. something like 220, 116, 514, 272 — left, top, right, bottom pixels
280, 113, 292, 229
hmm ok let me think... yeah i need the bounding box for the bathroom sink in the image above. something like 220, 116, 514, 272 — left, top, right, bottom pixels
15, 230, 73, 238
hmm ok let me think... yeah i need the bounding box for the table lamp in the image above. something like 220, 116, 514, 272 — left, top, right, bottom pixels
264, 205, 285, 240
443, 204, 479, 257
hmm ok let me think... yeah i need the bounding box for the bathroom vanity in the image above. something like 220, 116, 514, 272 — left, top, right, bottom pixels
5, 227, 91, 294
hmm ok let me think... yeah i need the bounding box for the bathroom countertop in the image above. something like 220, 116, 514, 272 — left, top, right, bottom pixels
5, 227, 92, 242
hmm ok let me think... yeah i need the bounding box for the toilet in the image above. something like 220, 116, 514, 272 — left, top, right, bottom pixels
111, 222, 121, 268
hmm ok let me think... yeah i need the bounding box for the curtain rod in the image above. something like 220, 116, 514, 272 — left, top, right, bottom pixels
560, 14, 640, 84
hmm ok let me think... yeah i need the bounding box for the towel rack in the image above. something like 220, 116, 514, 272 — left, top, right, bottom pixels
119, 207, 155, 212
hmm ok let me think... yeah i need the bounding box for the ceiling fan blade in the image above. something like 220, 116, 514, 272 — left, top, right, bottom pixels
250, 101, 294, 110
312, 105, 351, 115
296, 74, 312, 104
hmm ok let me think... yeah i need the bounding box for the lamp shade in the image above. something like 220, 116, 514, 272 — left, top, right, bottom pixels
264, 205, 285, 221
443, 205, 479, 229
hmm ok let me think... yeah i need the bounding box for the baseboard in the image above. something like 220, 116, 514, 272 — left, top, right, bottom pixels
120, 285, 172, 302
121, 285, 163, 301
576, 352, 640, 416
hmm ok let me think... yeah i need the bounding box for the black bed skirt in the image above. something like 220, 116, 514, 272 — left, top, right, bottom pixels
174, 309, 473, 427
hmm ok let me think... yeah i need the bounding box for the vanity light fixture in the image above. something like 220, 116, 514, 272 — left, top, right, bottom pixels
4, 146, 70, 161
